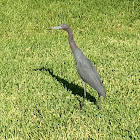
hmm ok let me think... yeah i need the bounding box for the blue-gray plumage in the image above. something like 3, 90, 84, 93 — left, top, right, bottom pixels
48, 24, 106, 109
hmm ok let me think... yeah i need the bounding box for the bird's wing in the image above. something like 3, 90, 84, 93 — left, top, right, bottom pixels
76, 55, 105, 95
88, 60, 102, 84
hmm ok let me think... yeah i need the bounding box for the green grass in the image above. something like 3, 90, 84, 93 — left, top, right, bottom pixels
0, 0, 140, 139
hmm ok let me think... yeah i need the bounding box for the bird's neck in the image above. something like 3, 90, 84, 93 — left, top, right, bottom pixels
67, 28, 78, 54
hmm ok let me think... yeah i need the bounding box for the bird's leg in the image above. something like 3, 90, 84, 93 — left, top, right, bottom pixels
98, 95, 101, 110
80, 80, 86, 109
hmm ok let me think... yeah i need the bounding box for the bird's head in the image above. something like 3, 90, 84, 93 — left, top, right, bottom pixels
48, 24, 70, 31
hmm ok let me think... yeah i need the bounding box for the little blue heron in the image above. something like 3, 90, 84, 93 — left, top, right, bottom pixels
48, 24, 106, 109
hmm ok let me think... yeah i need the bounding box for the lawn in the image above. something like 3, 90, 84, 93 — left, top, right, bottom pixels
0, 0, 140, 139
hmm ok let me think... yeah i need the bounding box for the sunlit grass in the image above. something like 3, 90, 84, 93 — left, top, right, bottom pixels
0, 0, 140, 139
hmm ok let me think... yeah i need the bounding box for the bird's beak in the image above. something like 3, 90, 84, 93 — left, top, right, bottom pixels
48, 26, 62, 30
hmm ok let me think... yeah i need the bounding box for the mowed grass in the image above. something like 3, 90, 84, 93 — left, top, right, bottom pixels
0, 0, 140, 139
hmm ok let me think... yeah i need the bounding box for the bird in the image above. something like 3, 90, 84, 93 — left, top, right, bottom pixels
48, 24, 106, 109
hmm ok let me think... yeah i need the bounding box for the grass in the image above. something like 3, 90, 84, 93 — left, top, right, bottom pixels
0, 0, 140, 139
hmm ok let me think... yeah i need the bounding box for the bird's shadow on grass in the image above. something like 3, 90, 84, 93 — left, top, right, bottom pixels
33, 67, 97, 108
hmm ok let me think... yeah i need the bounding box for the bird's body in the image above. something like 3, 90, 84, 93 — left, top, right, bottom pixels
49, 24, 106, 109
73, 48, 106, 98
